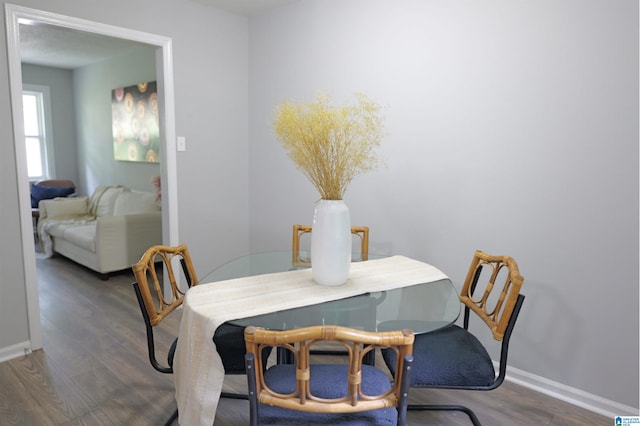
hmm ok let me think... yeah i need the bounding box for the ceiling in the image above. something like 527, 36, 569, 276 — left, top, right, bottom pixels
19, 24, 150, 69
19, 0, 299, 69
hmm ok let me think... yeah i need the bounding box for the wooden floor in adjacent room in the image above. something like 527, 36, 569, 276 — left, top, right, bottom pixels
0, 253, 611, 425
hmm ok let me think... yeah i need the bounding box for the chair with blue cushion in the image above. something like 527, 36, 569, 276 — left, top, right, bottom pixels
292, 224, 372, 362
30, 179, 76, 229
244, 324, 414, 426
132, 244, 257, 426
381, 250, 525, 426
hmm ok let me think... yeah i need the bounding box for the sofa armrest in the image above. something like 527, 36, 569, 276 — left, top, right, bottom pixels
95, 212, 163, 271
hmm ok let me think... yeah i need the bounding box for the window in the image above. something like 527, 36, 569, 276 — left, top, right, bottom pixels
23, 85, 53, 180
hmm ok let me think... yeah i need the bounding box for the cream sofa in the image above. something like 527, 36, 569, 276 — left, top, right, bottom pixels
38, 185, 162, 279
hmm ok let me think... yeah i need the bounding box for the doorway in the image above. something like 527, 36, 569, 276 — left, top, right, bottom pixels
6, 4, 179, 351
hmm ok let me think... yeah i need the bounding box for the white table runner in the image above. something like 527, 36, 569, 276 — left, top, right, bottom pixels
173, 255, 449, 426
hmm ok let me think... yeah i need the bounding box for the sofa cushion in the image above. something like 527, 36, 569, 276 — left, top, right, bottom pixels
45, 222, 85, 238
62, 224, 97, 252
112, 191, 160, 216
31, 185, 75, 208
45, 223, 68, 238
43, 196, 89, 219
92, 186, 129, 217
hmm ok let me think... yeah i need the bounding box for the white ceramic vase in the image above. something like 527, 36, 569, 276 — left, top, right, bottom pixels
310, 199, 352, 286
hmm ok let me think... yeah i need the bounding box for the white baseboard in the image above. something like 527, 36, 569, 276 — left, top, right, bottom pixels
503, 363, 639, 418
0, 341, 32, 363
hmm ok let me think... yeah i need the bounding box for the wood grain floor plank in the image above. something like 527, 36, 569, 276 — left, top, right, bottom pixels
7, 351, 92, 424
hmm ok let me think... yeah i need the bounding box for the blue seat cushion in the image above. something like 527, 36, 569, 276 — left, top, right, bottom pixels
31, 185, 75, 208
382, 325, 495, 388
257, 363, 397, 425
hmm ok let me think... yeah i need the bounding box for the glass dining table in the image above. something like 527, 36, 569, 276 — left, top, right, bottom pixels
174, 253, 460, 425
201, 251, 461, 336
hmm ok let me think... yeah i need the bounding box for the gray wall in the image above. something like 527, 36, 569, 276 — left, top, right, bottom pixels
248, 0, 639, 411
73, 47, 159, 195
21, 64, 79, 185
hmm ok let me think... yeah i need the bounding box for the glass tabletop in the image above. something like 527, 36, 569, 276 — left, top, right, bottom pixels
202, 251, 379, 281
202, 251, 460, 335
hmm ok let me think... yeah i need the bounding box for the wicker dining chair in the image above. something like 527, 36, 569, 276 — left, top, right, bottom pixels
131, 244, 251, 425
292, 224, 369, 267
381, 250, 525, 426
292, 224, 373, 361
291, 224, 375, 364
245, 324, 414, 425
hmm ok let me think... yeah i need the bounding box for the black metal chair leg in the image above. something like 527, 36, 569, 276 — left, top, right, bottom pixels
164, 408, 178, 426
220, 391, 249, 400
277, 347, 294, 364
408, 404, 481, 426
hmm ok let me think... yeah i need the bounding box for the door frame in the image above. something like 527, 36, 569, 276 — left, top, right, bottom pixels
5, 3, 179, 351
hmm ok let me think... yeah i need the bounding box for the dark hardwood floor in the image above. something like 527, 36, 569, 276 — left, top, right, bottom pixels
0, 253, 610, 425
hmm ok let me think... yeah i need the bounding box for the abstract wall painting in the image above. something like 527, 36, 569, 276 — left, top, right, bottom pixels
112, 81, 159, 163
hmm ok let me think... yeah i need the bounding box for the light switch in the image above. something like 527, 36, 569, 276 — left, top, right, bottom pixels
177, 136, 186, 151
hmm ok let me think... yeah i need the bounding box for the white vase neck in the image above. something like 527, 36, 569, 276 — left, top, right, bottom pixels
317, 199, 345, 203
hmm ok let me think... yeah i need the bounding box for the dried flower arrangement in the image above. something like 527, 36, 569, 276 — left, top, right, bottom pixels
273, 93, 385, 200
